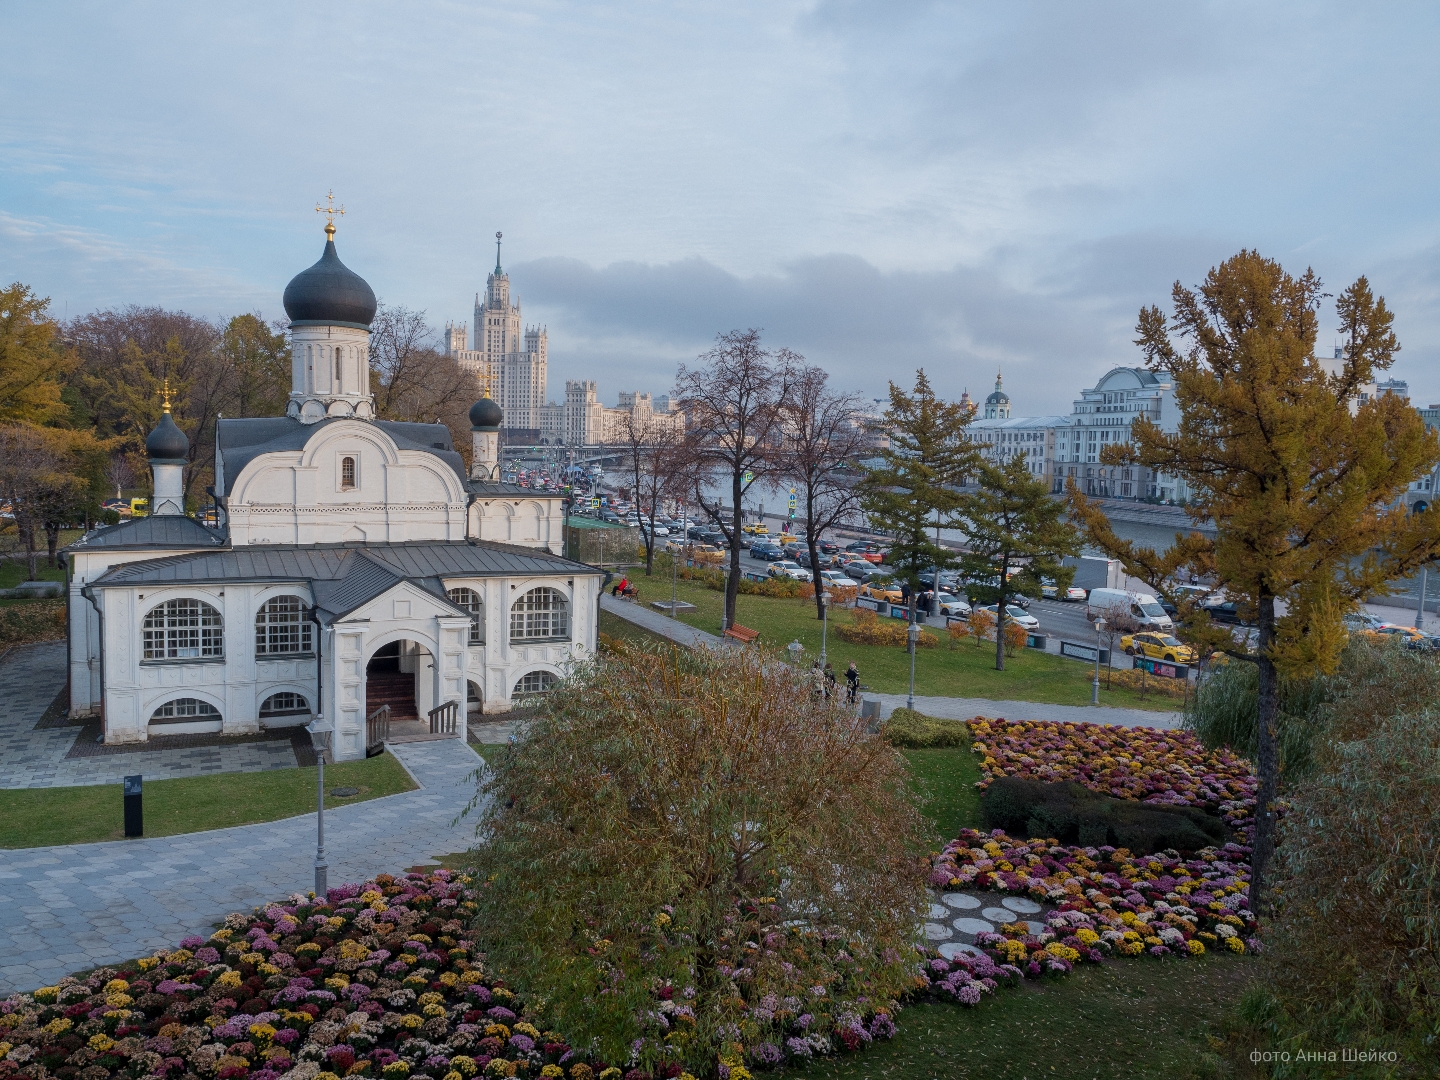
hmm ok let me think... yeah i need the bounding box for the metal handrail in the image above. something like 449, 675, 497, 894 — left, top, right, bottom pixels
428, 700, 460, 735
366, 704, 390, 756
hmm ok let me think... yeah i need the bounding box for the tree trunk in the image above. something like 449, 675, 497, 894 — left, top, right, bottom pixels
995, 555, 1008, 671
807, 498, 825, 621
725, 471, 743, 629
21, 518, 39, 581
1251, 593, 1280, 917
46, 524, 60, 568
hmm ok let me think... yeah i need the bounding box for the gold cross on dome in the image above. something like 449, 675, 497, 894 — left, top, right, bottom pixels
315, 190, 346, 238
159, 377, 174, 414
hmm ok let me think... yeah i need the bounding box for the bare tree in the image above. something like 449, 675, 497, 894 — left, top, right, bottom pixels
778, 365, 870, 620
369, 303, 480, 462
617, 408, 683, 575
675, 330, 795, 630
105, 454, 135, 500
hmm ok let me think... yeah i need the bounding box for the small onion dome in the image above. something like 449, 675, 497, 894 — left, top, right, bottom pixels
282, 232, 378, 329
146, 410, 190, 462
469, 395, 503, 431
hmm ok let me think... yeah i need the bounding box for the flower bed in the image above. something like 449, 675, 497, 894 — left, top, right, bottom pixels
0, 873, 602, 1080
0, 873, 907, 1080
931, 828, 1261, 973
966, 717, 1258, 841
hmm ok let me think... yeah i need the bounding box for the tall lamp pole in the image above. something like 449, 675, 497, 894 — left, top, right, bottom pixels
1092, 617, 1105, 705
906, 613, 920, 711
306, 611, 332, 898
819, 591, 828, 666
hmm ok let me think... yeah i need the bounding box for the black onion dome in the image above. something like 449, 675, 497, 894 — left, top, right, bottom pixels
146, 411, 190, 462
469, 396, 503, 430
282, 236, 378, 328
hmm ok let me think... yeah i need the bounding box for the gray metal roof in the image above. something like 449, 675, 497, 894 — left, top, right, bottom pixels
215, 417, 468, 495
68, 515, 226, 552
90, 540, 602, 596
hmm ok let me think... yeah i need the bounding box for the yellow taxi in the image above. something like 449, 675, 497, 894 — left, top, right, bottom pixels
859, 577, 904, 603
1121, 632, 1198, 664
1373, 623, 1428, 645
742, 522, 769, 536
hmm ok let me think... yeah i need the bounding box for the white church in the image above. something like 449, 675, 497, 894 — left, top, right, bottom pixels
62, 220, 602, 762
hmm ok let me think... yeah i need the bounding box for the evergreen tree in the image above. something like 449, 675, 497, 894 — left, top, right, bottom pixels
860, 370, 982, 613
961, 454, 1080, 670
1070, 250, 1440, 913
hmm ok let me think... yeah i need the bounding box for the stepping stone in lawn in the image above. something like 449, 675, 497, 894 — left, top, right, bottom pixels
982, 907, 1015, 924
1002, 896, 1042, 914
941, 892, 982, 910
952, 917, 994, 937
1020, 920, 1048, 935
938, 942, 987, 961
923, 922, 953, 941
929, 903, 950, 919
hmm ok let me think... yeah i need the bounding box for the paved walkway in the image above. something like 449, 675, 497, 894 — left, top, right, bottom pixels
0, 739, 487, 995
0, 644, 302, 789
870, 693, 1182, 729
600, 593, 732, 649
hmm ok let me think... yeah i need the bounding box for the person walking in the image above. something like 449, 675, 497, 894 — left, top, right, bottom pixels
845, 661, 860, 705
823, 662, 837, 698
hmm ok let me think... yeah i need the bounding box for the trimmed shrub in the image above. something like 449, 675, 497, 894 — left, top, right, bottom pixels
1001, 621, 1028, 656
882, 707, 970, 748
946, 619, 971, 649
968, 608, 995, 642
835, 607, 939, 648
0, 599, 65, 648
980, 776, 1225, 854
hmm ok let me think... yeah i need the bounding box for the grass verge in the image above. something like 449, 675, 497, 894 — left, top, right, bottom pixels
0, 752, 416, 848
630, 565, 1176, 711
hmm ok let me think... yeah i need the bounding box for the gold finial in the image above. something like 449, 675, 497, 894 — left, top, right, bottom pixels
316, 189, 346, 239
160, 378, 174, 414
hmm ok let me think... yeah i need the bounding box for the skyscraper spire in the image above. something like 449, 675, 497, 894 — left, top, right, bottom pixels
494, 231, 503, 274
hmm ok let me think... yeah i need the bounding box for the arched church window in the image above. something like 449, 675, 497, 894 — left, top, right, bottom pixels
447, 587, 484, 644
509, 587, 569, 643
151, 698, 220, 721
341, 457, 356, 489
143, 598, 223, 661
255, 595, 312, 655
514, 669, 557, 697
259, 692, 310, 717
335, 346, 344, 386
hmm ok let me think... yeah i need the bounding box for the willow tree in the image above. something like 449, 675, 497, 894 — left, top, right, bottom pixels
1069, 251, 1440, 913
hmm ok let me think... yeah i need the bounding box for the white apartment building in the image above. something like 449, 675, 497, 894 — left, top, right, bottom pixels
1053, 367, 1189, 501
534, 383, 684, 447
968, 414, 1071, 489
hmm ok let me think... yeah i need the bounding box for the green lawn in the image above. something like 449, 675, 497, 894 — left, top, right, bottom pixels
627, 564, 1176, 711
598, 608, 678, 649
0, 752, 416, 848
903, 745, 984, 843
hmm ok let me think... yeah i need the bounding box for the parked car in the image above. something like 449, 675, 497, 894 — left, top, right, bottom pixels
818, 569, 853, 589
978, 603, 1040, 629
844, 560, 882, 582
768, 560, 813, 582
1199, 597, 1251, 626
1062, 585, 1087, 602
743, 522, 769, 536
1374, 623, 1429, 647
859, 577, 904, 603
1121, 632, 1198, 664
818, 540, 839, 555
750, 542, 785, 561
1087, 587, 1174, 631
935, 592, 970, 618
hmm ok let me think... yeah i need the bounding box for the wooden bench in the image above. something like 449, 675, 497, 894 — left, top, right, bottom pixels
723, 623, 760, 644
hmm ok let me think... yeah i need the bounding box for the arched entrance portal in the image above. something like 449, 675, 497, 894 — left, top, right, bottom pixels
365, 640, 435, 735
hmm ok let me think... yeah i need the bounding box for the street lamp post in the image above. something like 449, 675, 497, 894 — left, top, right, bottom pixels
819, 593, 828, 666
308, 723, 331, 897
907, 620, 920, 711
1092, 618, 1105, 705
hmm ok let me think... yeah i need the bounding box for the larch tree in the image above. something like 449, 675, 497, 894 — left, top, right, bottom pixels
675, 330, 795, 630
0, 283, 75, 425
960, 453, 1080, 671
860, 370, 981, 620
1069, 250, 1440, 914
778, 364, 871, 620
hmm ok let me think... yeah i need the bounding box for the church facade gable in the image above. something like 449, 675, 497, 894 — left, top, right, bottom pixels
226, 420, 469, 546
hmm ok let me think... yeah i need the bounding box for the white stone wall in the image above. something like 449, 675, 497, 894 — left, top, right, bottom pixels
287, 324, 375, 422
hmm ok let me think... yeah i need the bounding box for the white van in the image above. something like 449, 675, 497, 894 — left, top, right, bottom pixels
1085, 588, 1174, 632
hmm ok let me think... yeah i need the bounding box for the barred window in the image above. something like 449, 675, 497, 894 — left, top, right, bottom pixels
143, 598, 223, 661
151, 698, 220, 721
509, 587, 569, 643
447, 587, 484, 644
255, 595, 312, 655
341, 456, 356, 489
514, 670, 558, 696
259, 692, 310, 717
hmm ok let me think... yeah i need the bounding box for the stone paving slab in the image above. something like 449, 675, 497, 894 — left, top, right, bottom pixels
870, 693, 1182, 730
0, 739, 486, 994
0, 642, 306, 788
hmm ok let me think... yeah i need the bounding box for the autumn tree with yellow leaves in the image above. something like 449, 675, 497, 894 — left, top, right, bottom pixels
1069, 251, 1440, 913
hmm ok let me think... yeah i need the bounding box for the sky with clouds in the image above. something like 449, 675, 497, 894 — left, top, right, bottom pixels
4, 1, 1439, 413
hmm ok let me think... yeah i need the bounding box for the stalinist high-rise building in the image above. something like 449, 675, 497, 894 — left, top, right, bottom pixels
443, 233, 547, 438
